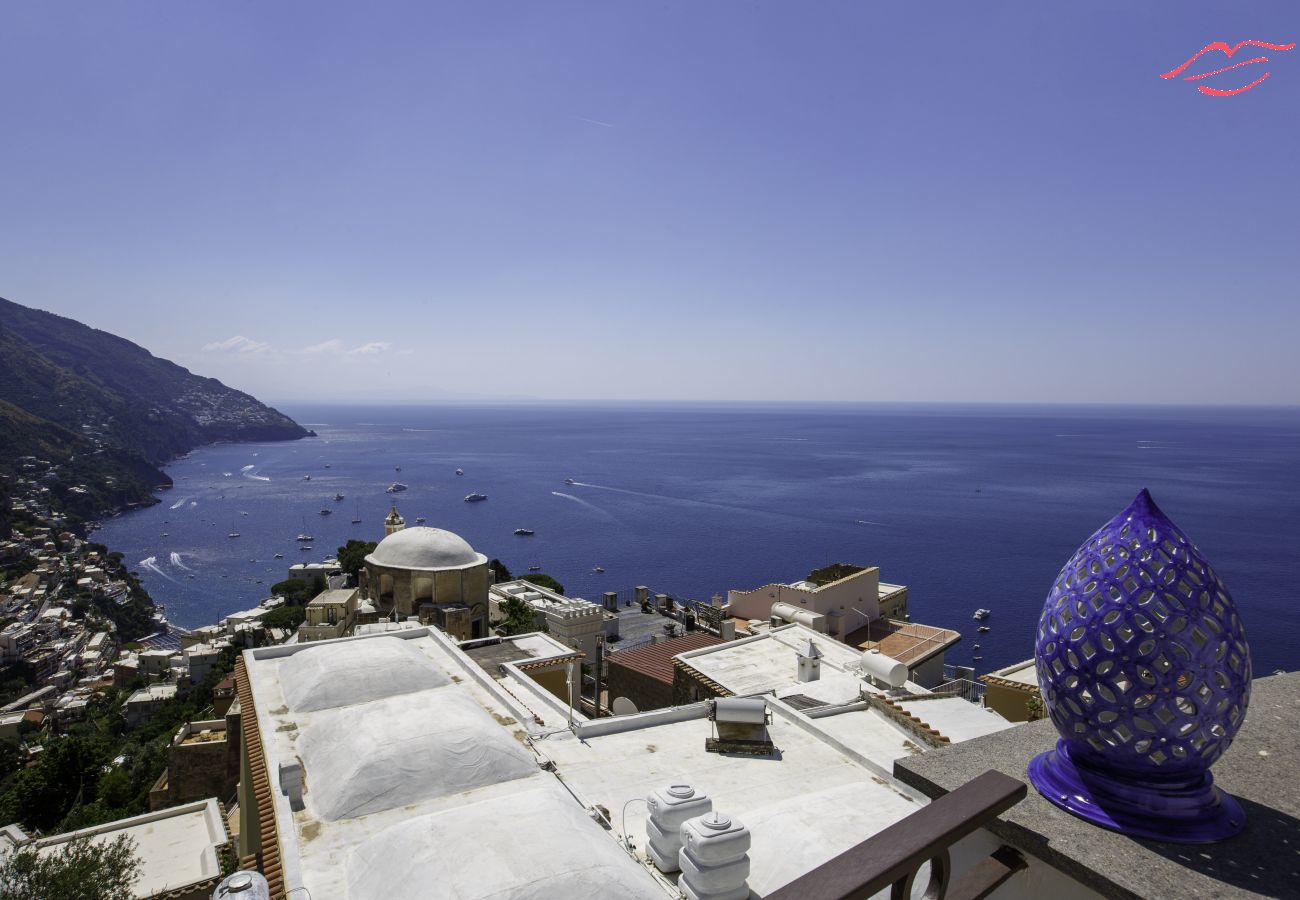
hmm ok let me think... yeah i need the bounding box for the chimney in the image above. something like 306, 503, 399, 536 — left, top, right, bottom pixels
719, 619, 736, 642
635, 586, 649, 606
603, 591, 618, 612
797, 639, 823, 683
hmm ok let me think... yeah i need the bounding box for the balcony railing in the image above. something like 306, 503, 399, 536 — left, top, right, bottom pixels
764, 769, 1027, 900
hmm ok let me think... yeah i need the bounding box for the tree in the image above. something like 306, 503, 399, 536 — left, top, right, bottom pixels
488, 558, 511, 583
262, 606, 307, 630
270, 577, 324, 605
520, 573, 564, 595
336, 540, 378, 580
0, 834, 140, 900
498, 596, 539, 636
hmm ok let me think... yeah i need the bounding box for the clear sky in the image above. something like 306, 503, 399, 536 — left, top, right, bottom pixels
1, 2, 1297, 405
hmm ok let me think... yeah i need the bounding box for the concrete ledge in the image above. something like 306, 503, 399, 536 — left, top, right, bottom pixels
894, 671, 1300, 900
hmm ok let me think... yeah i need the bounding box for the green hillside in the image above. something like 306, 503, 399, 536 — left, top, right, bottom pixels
0, 296, 310, 520
0, 296, 309, 463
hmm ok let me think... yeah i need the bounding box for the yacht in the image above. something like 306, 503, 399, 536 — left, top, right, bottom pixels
528, 565, 542, 572
464, 493, 487, 502
387, 482, 408, 493
324, 464, 331, 468
351, 516, 362, 524
973, 608, 991, 620
333, 493, 345, 501
303, 474, 312, 481
274, 553, 284, 559
300, 545, 312, 551
227, 532, 241, 539
456, 468, 464, 476
513, 528, 535, 536
296, 533, 314, 542
564, 478, 576, 485
319, 508, 332, 516
593, 566, 605, 573
415, 516, 427, 524
978, 625, 991, 633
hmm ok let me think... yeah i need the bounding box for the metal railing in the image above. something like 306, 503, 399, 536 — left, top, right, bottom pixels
764, 770, 1027, 900
929, 678, 986, 705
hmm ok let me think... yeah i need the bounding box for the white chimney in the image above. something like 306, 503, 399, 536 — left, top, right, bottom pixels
797, 639, 823, 683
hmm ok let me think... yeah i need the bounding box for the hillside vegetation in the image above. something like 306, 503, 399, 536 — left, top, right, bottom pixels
0, 296, 308, 463
0, 296, 310, 518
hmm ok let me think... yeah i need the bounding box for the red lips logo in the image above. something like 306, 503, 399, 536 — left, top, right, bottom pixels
1160, 40, 1295, 96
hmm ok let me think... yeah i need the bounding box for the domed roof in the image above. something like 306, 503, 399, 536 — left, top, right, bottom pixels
365, 526, 485, 570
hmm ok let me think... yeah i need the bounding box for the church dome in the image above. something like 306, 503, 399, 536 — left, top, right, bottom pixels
366, 526, 485, 570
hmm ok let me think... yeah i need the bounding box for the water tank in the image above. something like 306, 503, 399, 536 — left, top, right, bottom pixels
211, 871, 271, 899
679, 812, 751, 900
645, 783, 712, 873
769, 601, 827, 633
712, 697, 767, 724
861, 648, 908, 688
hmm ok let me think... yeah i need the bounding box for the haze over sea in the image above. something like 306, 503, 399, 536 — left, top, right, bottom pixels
93, 404, 1299, 676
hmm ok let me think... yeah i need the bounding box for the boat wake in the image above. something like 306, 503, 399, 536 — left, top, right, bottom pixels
855, 519, 888, 527
551, 491, 617, 521
138, 556, 180, 583
169, 552, 193, 571
241, 466, 271, 482
241, 464, 256, 472
169, 496, 191, 510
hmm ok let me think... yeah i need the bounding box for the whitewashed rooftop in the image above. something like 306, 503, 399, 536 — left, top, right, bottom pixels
241, 629, 665, 900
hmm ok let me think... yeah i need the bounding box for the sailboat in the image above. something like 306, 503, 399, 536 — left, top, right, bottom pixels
227, 516, 240, 539
351, 503, 362, 525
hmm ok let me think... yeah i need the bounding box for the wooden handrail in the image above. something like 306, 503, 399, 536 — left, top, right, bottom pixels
764, 770, 1027, 900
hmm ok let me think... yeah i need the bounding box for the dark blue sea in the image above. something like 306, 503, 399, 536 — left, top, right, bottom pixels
92, 404, 1300, 677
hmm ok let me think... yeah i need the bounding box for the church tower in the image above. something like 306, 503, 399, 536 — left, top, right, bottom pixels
384, 505, 405, 536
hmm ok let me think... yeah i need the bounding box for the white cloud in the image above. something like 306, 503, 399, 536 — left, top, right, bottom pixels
347, 341, 392, 356
298, 339, 345, 355
201, 335, 271, 355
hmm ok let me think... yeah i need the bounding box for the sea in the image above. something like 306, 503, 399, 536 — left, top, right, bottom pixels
91, 404, 1300, 677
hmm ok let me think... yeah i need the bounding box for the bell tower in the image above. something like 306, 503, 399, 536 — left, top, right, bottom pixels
384, 505, 405, 536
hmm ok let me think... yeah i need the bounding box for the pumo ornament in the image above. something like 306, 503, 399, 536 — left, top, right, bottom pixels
1029, 489, 1251, 842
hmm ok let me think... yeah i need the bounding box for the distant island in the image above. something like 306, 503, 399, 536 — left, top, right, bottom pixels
0, 295, 310, 526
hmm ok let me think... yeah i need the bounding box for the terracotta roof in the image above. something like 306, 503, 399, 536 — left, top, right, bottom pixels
234, 654, 285, 900
842, 619, 960, 666
516, 651, 583, 671
607, 633, 723, 685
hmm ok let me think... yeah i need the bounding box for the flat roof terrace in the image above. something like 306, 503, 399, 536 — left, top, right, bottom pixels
544, 704, 930, 896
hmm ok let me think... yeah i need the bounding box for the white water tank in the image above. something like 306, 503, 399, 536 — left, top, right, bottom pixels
679, 811, 751, 900
770, 601, 827, 633
861, 648, 908, 688
645, 783, 712, 873
211, 871, 270, 899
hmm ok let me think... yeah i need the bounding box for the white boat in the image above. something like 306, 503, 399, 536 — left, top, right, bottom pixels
303, 475, 312, 481
296, 533, 314, 542
274, 553, 284, 559
973, 608, 991, 620
564, 478, 576, 485
387, 482, 408, 493
415, 516, 426, 524
593, 566, 605, 573
528, 565, 542, 572
456, 468, 464, 476
333, 493, 345, 501
978, 625, 991, 633
227, 532, 241, 539
514, 528, 534, 536
464, 493, 487, 502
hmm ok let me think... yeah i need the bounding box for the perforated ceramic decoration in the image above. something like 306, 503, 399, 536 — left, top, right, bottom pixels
1028, 489, 1251, 843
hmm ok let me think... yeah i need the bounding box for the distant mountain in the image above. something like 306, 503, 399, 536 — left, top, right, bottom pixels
0, 296, 310, 517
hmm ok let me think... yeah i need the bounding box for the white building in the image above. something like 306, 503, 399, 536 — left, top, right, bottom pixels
488, 579, 615, 662
726, 565, 907, 639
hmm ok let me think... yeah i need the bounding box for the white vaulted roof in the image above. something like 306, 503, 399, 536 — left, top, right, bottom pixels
365, 526, 486, 571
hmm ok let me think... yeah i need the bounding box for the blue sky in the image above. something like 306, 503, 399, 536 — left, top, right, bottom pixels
1, 2, 1297, 404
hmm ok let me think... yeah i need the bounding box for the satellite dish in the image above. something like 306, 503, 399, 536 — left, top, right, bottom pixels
611, 697, 638, 716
